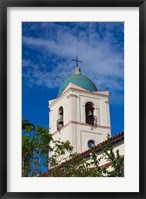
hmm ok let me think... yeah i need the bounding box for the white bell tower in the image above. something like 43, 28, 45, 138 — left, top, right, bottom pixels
49, 58, 111, 153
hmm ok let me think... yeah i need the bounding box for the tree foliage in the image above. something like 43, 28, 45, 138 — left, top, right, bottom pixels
22, 121, 52, 176
22, 121, 124, 177
101, 134, 124, 177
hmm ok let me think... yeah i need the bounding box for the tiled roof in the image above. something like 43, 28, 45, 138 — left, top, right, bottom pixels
60, 131, 124, 167
40, 132, 124, 176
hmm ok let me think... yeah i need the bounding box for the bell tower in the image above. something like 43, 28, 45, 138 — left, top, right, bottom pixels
49, 58, 111, 153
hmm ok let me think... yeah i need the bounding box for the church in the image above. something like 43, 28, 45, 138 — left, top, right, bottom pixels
48, 57, 124, 169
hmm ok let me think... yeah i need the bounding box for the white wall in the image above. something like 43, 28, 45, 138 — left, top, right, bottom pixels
49, 84, 111, 153
97, 140, 124, 167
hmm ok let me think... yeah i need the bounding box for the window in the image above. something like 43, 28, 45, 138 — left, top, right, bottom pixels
87, 140, 95, 148
85, 102, 95, 125
57, 106, 64, 130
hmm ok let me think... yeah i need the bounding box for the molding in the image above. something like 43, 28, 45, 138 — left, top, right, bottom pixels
70, 120, 110, 129
52, 121, 71, 135
67, 94, 77, 99
80, 130, 102, 135
81, 97, 99, 109
100, 162, 112, 169
49, 86, 108, 107
94, 92, 109, 97
52, 120, 111, 135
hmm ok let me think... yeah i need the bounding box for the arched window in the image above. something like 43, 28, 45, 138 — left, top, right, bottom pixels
57, 106, 64, 130
85, 102, 95, 125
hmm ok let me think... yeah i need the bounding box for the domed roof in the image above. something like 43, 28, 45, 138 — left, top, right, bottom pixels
58, 66, 97, 97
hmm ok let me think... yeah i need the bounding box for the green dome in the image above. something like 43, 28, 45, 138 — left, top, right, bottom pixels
58, 67, 97, 97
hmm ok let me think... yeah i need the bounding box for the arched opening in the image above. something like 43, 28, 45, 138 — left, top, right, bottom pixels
57, 106, 64, 130
85, 102, 95, 125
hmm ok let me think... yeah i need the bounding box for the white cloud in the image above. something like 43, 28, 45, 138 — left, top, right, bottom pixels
22, 22, 124, 104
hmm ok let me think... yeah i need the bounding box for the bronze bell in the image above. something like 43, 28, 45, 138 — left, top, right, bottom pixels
87, 110, 94, 125
88, 110, 93, 117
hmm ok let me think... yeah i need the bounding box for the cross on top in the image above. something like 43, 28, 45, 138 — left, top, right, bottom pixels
72, 56, 82, 67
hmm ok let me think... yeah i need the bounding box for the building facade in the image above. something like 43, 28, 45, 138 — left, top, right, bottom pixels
49, 61, 112, 154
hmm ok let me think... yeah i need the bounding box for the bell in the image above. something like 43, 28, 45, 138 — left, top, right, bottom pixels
87, 110, 94, 125
58, 116, 63, 125
59, 109, 63, 114
57, 117, 64, 131
58, 114, 63, 120
88, 110, 93, 117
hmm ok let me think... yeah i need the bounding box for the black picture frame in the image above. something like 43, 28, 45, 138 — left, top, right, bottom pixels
0, 0, 146, 198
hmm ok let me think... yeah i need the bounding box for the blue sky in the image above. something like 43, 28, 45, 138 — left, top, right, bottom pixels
22, 22, 124, 136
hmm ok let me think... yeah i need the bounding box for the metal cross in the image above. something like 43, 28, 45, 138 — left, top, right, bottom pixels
72, 56, 82, 67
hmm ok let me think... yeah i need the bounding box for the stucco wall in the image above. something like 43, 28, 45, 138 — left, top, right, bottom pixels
49, 84, 111, 153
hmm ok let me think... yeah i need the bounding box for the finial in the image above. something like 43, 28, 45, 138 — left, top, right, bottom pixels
72, 56, 81, 67
72, 56, 82, 74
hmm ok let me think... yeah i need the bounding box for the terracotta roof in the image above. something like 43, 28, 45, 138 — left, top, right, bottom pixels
60, 131, 124, 167
40, 132, 124, 176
